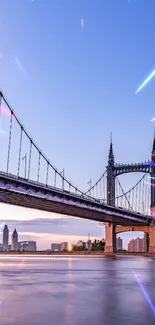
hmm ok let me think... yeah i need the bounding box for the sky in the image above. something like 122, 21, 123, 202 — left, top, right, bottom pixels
0, 0, 155, 249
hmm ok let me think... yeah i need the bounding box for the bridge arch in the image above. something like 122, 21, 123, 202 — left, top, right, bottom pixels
114, 165, 151, 177
115, 225, 150, 234
115, 225, 150, 253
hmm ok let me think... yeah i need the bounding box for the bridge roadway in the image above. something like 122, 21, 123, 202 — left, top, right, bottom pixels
0, 171, 151, 226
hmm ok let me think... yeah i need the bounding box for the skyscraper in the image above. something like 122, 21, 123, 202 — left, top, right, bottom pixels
11, 229, 18, 250
116, 237, 123, 251
3, 225, 9, 247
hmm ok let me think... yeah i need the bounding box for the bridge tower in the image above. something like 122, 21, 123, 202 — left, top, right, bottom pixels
151, 134, 155, 211
107, 133, 115, 206
149, 134, 155, 252
104, 134, 116, 254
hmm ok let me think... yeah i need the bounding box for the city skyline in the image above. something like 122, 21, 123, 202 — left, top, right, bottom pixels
0, 0, 154, 248
0, 221, 147, 252
0, 206, 144, 250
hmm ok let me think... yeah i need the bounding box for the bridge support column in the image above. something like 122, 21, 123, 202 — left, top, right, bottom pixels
104, 222, 116, 253
144, 233, 149, 253
149, 224, 155, 253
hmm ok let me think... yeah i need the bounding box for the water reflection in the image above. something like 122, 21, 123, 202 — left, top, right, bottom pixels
0, 255, 155, 324
65, 258, 75, 325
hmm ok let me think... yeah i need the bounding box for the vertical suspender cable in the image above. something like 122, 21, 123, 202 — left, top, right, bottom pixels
46, 161, 49, 186
7, 112, 13, 173
37, 152, 41, 182
28, 140, 32, 180
17, 127, 23, 176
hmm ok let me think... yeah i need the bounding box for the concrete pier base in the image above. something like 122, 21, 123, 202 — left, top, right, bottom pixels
104, 222, 116, 253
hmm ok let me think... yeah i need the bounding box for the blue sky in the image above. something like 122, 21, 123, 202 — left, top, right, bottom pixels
0, 0, 155, 249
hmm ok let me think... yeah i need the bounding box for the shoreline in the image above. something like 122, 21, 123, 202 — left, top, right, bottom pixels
0, 251, 154, 257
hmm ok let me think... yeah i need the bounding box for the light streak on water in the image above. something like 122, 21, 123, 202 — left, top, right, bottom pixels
132, 269, 155, 315
135, 70, 155, 94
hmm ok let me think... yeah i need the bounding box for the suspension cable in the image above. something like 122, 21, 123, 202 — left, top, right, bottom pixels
116, 177, 134, 211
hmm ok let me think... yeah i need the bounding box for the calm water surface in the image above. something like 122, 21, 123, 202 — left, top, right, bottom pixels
0, 255, 155, 324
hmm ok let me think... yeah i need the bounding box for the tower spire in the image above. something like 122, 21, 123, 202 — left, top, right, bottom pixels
110, 132, 112, 144
152, 128, 155, 157
107, 132, 115, 206
108, 132, 114, 160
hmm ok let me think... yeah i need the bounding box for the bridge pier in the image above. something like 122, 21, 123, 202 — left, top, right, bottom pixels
144, 233, 149, 253
104, 222, 116, 253
149, 224, 155, 253
104, 224, 155, 253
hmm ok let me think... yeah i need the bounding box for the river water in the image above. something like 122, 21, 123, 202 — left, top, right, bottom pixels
0, 255, 155, 325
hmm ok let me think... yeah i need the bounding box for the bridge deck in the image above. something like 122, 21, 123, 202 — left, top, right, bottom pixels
0, 171, 150, 226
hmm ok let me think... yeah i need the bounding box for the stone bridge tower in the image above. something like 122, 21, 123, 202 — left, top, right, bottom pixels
151, 135, 155, 213
107, 133, 115, 206
104, 134, 155, 254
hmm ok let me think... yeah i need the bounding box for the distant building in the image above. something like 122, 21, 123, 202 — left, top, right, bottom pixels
77, 240, 83, 247
86, 240, 92, 250
11, 229, 18, 250
19, 241, 37, 251
8, 244, 11, 251
135, 237, 144, 252
0, 244, 4, 251
128, 239, 135, 252
116, 237, 123, 251
61, 242, 68, 251
51, 243, 61, 251
3, 225, 9, 247
128, 236, 145, 252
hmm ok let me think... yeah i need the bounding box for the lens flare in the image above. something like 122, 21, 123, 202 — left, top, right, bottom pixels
0, 222, 5, 228
81, 19, 84, 28
14, 56, 26, 77
0, 130, 7, 135
0, 105, 14, 118
144, 161, 155, 166
135, 69, 155, 94
132, 269, 155, 315
146, 181, 155, 187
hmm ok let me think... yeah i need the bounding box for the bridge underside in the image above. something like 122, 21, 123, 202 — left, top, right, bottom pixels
104, 222, 155, 254
0, 189, 148, 226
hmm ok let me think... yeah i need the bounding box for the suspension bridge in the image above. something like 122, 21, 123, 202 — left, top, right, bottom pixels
0, 90, 155, 252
